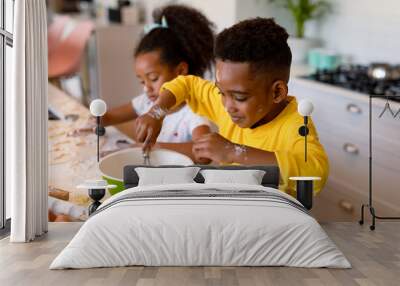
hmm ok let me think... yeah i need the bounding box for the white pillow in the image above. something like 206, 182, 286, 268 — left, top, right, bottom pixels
200, 169, 266, 185
135, 167, 200, 186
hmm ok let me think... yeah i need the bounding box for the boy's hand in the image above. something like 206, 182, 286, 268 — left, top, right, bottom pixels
192, 133, 236, 164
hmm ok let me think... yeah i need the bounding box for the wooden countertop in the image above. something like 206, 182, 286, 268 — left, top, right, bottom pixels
1, 222, 399, 285
48, 83, 132, 219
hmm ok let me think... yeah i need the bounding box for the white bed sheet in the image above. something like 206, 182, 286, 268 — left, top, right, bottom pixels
50, 183, 351, 269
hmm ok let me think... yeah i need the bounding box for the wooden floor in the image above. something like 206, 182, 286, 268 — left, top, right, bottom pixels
0, 222, 399, 286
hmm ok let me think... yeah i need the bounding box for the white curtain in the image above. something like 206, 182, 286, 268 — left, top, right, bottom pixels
8, 0, 48, 242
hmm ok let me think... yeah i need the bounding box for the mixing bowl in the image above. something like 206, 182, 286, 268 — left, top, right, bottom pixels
98, 147, 193, 195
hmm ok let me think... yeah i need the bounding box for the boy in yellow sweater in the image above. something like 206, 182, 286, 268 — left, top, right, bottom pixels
134, 18, 329, 196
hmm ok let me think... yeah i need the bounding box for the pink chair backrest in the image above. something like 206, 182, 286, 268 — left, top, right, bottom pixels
48, 16, 69, 57
48, 19, 94, 78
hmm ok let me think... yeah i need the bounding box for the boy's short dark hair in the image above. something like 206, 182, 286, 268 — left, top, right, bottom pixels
215, 18, 292, 82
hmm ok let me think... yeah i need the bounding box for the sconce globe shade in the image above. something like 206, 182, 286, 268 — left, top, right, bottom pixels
90, 99, 107, 117
298, 99, 314, 116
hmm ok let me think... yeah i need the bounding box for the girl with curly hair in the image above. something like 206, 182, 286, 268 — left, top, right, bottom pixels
81, 5, 215, 163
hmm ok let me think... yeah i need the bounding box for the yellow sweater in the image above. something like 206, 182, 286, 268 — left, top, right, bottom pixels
162, 75, 329, 196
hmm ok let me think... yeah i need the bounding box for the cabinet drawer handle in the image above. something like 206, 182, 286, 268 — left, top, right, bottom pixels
346, 103, 362, 114
339, 200, 354, 213
343, 143, 359, 155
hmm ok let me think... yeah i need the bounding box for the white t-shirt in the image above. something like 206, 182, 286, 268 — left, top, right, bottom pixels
132, 93, 210, 143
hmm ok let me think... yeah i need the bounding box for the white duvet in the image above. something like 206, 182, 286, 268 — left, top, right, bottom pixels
50, 183, 351, 269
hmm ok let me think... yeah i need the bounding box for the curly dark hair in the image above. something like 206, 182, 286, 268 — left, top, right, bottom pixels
134, 4, 215, 76
215, 18, 292, 81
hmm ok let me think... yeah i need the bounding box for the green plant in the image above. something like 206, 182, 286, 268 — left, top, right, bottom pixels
269, 0, 331, 38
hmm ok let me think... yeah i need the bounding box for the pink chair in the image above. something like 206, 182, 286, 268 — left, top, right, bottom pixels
47, 15, 69, 56
48, 17, 94, 79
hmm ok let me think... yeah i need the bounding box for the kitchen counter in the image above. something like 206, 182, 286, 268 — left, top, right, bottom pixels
48, 83, 133, 220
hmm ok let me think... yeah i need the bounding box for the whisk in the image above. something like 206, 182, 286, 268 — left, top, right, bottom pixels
142, 129, 152, 165
143, 150, 151, 165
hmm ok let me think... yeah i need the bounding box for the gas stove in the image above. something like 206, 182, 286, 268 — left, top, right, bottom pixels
305, 65, 400, 102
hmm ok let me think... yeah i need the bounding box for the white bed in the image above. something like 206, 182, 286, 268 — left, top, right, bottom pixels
50, 183, 351, 269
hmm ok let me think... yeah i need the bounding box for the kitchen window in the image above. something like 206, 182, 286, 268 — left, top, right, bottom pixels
0, 0, 14, 234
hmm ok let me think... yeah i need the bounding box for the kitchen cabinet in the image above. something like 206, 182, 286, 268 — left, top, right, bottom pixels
290, 78, 400, 222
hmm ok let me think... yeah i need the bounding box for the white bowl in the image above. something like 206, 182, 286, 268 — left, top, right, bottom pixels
99, 147, 194, 182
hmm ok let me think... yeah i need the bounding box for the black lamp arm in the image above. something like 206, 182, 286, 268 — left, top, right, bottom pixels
94, 117, 106, 162
298, 116, 309, 162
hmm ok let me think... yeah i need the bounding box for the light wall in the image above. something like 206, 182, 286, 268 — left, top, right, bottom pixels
138, 0, 400, 64
235, 0, 293, 32
306, 0, 400, 64
138, 0, 237, 32
235, 0, 400, 64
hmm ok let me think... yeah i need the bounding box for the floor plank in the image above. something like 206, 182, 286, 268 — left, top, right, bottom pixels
0, 222, 399, 286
